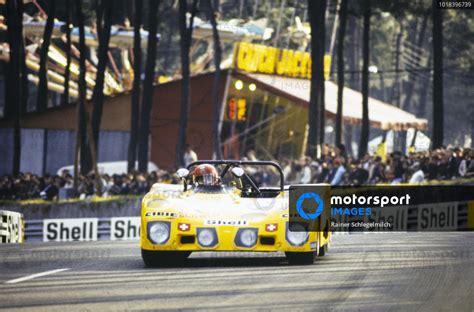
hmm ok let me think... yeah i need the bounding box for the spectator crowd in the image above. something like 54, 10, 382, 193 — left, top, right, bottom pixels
1, 144, 473, 201
0, 169, 175, 201
279, 145, 474, 186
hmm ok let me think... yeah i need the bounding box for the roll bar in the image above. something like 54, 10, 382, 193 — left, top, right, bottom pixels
187, 160, 285, 191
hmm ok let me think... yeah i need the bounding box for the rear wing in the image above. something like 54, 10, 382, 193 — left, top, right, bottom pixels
187, 160, 284, 191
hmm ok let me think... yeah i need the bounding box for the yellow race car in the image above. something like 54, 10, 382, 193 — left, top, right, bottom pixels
140, 160, 331, 266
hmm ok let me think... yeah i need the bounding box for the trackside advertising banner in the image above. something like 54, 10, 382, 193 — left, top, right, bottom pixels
22, 185, 474, 242
41, 217, 141, 242
110, 217, 141, 241
289, 185, 474, 232
43, 218, 98, 242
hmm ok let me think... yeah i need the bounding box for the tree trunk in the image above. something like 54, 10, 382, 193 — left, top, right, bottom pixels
61, 0, 72, 106
96, 0, 104, 36
161, 1, 177, 75
176, 0, 198, 168
79, 0, 103, 192
205, 0, 223, 159
4, 0, 13, 162
17, 0, 28, 117
318, 0, 327, 147
6, 0, 23, 175
349, 16, 360, 91
432, 0, 444, 149
138, 0, 159, 173
417, 47, 432, 119
335, 0, 347, 147
253, 0, 259, 17
306, 0, 326, 157
90, 0, 114, 158
392, 22, 403, 108
176, 0, 189, 167
307, 0, 318, 157
127, 0, 143, 173
14, 0, 24, 176
74, 0, 88, 189
273, 0, 286, 47
344, 124, 353, 156
471, 104, 474, 149
37, 0, 56, 112
403, 13, 428, 112
358, 0, 370, 159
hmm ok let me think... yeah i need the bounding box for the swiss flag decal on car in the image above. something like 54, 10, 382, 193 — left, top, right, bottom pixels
178, 223, 191, 231
265, 224, 278, 232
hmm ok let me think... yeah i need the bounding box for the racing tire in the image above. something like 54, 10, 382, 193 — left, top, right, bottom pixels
285, 251, 316, 265
141, 249, 191, 267
318, 244, 328, 257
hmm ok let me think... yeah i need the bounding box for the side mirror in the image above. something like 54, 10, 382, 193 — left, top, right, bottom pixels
176, 168, 189, 179
231, 167, 245, 178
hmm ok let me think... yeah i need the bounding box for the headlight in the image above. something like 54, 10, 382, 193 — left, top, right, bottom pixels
286, 223, 309, 246
197, 228, 218, 247
235, 228, 258, 247
148, 221, 170, 244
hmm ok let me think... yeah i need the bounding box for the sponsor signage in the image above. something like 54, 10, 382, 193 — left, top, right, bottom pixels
43, 218, 98, 242
417, 202, 458, 231
234, 42, 331, 80
205, 219, 248, 226
110, 217, 141, 241
371, 206, 408, 231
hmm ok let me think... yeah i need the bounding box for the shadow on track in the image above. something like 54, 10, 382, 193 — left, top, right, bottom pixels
162, 255, 287, 268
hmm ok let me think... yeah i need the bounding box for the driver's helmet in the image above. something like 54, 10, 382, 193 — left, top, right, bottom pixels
192, 164, 220, 186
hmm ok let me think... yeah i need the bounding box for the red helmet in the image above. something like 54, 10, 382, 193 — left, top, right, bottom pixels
192, 164, 220, 186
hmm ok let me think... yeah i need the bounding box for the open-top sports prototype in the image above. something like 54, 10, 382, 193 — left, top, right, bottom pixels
140, 160, 331, 266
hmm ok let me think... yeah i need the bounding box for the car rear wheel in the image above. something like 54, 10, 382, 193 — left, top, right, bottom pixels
285, 251, 316, 265
141, 249, 191, 267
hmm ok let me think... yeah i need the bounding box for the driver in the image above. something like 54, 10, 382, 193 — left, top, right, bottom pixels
192, 164, 221, 187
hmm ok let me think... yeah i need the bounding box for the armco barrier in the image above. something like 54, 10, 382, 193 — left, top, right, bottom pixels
0, 210, 24, 243
1, 197, 142, 242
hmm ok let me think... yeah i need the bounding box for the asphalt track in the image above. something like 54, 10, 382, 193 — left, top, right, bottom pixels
1, 233, 473, 311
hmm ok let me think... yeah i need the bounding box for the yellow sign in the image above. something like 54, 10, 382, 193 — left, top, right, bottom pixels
234, 42, 331, 80
228, 98, 246, 121
237, 99, 246, 121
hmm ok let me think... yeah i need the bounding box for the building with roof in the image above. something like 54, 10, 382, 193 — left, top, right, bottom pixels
150, 65, 427, 170
0, 41, 428, 174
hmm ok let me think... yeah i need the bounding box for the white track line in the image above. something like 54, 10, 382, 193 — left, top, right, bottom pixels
5, 268, 70, 284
